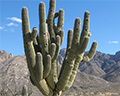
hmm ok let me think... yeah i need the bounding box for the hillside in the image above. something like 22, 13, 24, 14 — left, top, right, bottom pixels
1, 49, 120, 96
0, 50, 42, 96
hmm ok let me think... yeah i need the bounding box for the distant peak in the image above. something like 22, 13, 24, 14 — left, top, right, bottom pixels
115, 51, 120, 56
0, 50, 5, 53
0, 49, 14, 58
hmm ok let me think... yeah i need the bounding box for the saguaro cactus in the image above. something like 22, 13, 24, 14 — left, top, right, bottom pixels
21, 0, 97, 96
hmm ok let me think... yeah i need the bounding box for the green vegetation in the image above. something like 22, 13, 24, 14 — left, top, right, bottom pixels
21, 0, 97, 95
22, 85, 28, 96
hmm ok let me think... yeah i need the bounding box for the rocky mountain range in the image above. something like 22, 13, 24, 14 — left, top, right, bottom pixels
1, 49, 120, 96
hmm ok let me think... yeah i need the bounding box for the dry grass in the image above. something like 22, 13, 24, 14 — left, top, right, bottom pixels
65, 92, 120, 96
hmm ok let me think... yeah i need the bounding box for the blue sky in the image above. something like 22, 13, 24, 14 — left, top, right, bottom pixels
0, 0, 120, 56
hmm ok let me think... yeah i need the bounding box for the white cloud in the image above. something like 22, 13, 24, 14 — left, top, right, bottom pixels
0, 26, 3, 29
108, 41, 118, 44
6, 17, 22, 23
7, 23, 18, 26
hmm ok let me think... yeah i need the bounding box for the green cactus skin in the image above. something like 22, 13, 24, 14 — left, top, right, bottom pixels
22, 0, 98, 95
22, 85, 28, 96
56, 12, 97, 92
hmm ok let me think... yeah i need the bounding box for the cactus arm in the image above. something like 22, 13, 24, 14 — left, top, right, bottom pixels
52, 35, 61, 62
47, 0, 56, 43
39, 2, 49, 55
32, 33, 41, 54
32, 28, 41, 54
22, 6, 53, 96
49, 43, 56, 58
58, 29, 73, 83
22, 7, 36, 75
46, 36, 61, 89
43, 54, 51, 78
80, 11, 90, 45
58, 29, 64, 46
56, 18, 81, 92
22, 85, 28, 96
30, 28, 38, 41
67, 29, 73, 49
22, 7, 31, 35
55, 9, 64, 34
37, 80, 53, 96
62, 54, 83, 92
35, 52, 43, 82
72, 18, 81, 47
82, 41, 98, 63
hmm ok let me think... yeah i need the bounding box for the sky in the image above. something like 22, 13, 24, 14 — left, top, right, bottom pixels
0, 0, 120, 56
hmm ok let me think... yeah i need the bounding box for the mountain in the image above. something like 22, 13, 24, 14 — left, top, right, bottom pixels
1, 49, 120, 96
0, 50, 42, 96
79, 51, 120, 82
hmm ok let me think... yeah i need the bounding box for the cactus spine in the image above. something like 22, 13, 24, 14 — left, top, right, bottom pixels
22, 0, 98, 96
